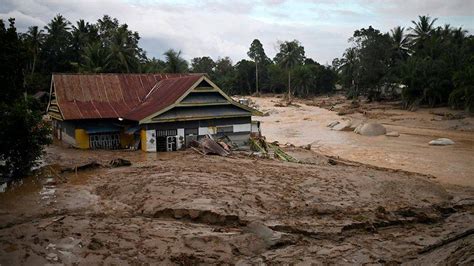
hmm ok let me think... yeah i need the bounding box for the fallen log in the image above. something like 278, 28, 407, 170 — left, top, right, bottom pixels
418, 228, 474, 254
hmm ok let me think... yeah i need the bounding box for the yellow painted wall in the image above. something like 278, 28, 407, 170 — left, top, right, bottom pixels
75, 129, 89, 149
120, 132, 134, 148
140, 129, 146, 151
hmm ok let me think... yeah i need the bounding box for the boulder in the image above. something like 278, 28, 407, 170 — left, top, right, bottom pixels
386, 131, 400, 137
429, 138, 455, 146
356, 123, 387, 136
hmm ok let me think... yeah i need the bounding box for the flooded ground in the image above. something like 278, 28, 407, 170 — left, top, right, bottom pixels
1, 96, 473, 264
1, 142, 473, 264
250, 95, 474, 187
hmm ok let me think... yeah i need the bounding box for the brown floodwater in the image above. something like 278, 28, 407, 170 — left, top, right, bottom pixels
250, 96, 474, 187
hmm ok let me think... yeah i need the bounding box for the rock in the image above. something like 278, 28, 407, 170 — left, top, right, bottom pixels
244, 221, 294, 248
300, 144, 311, 150
331, 120, 353, 131
327, 121, 340, 128
356, 123, 387, 136
354, 124, 364, 134
429, 138, 455, 146
46, 253, 58, 261
386, 131, 400, 137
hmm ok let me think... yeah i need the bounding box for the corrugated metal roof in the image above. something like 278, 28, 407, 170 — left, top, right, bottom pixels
124, 75, 202, 121
52, 73, 201, 121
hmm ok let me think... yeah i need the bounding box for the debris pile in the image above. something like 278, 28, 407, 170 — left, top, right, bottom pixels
61, 158, 132, 173
191, 136, 231, 156
250, 137, 298, 162
109, 158, 132, 167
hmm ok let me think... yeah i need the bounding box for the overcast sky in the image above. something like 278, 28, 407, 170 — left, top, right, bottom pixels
1, 0, 473, 64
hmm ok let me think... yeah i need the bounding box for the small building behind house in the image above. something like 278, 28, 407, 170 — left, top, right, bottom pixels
47, 73, 261, 152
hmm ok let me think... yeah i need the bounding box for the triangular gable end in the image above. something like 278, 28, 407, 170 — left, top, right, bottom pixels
47, 76, 65, 120
139, 76, 258, 124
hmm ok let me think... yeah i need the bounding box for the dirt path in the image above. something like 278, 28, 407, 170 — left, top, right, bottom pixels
1, 146, 473, 264
250, 96, 474, 187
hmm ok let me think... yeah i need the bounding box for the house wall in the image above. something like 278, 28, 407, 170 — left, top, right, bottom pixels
52, 120, 76, 146
75, 129, 89, 149
141, 117, 252, 152
54, 119, 139, 150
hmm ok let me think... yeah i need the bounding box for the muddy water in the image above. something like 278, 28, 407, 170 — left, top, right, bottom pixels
0, 145, 177, 212
251, 97, 474, 187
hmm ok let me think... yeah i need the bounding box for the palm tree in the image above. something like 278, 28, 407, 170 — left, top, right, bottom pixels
275, 40, 305, 101
390, 26, 410, 60
43, 14, 72, 72
163, 49, 188, 73
408, 15, 438, 46
77, 42, 109, 73
23, 26, 44, 74
338, 48, 360, 96
107, 27, 137, 73
44, 14, 71, 41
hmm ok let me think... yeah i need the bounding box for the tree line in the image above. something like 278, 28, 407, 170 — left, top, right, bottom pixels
12, 14, 337, 99
333, 15, 473, 111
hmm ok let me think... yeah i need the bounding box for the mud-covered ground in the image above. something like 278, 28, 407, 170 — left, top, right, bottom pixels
250, 95, 474, 187
1, 144, 473, 264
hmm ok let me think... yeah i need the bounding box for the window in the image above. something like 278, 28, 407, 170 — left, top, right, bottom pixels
216, 126, 233, 134
156, 129, 177, 137
89, 133, 120, 149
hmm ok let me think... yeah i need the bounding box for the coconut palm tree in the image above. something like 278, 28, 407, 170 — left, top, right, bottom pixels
408, 15, 438, 47
390, 26, 410, 60
107, 27, 137, 73
274, 40, 305, 101
163, 49, 188, 73
23, 26, 44, 75
42, 14, 72, 72
76, 42, 109, 73
337, 47, 361, 97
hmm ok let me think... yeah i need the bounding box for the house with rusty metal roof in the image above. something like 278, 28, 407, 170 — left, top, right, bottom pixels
47, 73, 261, 151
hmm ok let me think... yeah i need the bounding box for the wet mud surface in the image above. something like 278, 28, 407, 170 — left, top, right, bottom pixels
250, 95, 474, 187
1, 145, 473, 264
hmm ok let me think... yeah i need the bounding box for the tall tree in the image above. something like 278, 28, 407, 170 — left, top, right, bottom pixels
233, 59, 255, 94
191, 56, 215, 74
71, 19, 99, 64
0, 18, 51, 179
390, 26, 410, 61
107, 26, 139, 73
409, 15, 437, 49
23, 26, 44, 75
247, 39, 270, 95
350, 26, 392, 100
213, 57, 234, 91
274, 40, 305, 101
42, 14, 73, 72
74, 42, 109, 73
141, 57, 166, 73
337, 48, 359, 96
163, 49, 188, 73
